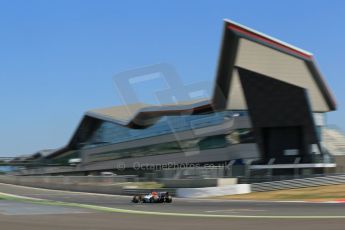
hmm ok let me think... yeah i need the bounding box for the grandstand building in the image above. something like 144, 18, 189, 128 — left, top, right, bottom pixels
39, 19, 337, 176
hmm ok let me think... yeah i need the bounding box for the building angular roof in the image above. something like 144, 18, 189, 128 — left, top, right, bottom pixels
213, 19, 336, 112
86, 99, 211, 127
46, 19, 337, 159
86, 19, 336, 129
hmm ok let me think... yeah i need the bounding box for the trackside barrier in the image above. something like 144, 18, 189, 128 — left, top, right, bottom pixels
0, 175, 138, 184
176, 184, 251, 198
251, 174, 345, 192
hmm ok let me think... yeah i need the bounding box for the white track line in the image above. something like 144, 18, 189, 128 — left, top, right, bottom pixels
1, 189, 345, 219
1, 182, 344, 204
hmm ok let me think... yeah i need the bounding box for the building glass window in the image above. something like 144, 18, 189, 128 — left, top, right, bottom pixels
87, 129, 254, 163
83, 110, 248, 148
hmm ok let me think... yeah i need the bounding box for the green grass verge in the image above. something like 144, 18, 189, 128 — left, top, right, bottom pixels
217, 184, 345, 201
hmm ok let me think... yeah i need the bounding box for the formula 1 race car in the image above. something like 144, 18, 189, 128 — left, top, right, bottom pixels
132, 191, 172, 203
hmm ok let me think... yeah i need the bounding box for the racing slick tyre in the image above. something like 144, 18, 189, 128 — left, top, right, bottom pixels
165, 196, 172, 203
132, 196, 140, 203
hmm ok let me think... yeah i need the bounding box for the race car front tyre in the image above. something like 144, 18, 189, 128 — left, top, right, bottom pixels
132, 196, 141, 203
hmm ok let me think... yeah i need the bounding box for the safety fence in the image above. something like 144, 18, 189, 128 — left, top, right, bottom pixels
251, 174, 345, 192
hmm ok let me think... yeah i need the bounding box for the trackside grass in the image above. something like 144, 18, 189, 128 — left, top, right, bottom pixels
217, 184, 345, 201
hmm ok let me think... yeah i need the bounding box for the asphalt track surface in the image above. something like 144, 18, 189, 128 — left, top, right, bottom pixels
1, 183, 345, 230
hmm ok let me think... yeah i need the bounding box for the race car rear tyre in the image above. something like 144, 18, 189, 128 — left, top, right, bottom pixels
165, 196, 172, 203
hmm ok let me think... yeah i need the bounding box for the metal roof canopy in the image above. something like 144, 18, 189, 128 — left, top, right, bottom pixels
87, 19, 336, 128
213, 19, 336, 112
